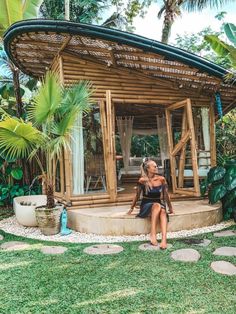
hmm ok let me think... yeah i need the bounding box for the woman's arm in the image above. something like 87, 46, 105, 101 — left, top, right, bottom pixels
127, 183, 142, 214
162, 178, 174, 214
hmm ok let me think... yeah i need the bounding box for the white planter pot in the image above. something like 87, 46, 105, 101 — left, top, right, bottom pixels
13, 195, 47, 227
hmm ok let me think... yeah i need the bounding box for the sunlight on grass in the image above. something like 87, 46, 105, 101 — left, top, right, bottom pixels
29, 299, 59, 306
74, 288, 140, 308
0, 261, 32, 270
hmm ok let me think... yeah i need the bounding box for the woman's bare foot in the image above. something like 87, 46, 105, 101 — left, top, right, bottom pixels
150, 235, 158, 246
160, 241, 167, 249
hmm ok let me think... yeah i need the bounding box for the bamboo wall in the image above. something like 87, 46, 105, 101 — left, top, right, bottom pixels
50, 54, 215, 207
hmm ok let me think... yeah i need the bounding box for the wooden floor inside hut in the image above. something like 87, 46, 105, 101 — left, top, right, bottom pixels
67, 199, 222, 236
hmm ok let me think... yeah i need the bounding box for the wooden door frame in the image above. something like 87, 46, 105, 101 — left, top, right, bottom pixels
165, 98, 200, 197
100, 90, 117, 201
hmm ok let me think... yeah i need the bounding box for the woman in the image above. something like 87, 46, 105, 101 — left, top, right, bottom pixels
127, 158, 174, 248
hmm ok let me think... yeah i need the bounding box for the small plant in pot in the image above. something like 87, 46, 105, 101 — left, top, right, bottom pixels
200, 160, 236, 222
0, 71, 92, 235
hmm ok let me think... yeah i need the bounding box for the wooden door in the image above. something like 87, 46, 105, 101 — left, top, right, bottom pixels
165, 98, 200, 197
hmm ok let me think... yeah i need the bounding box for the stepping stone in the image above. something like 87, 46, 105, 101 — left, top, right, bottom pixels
83, 244, 123, 255
181, 238, 211, 247
211, 261, 236, 276
41, 246, 68, 255
213, 230, 236, 237
0, 235, 3, 241
171, 248, 200, 262
213, 247, 236, 256
196, 239, 211, 247
0, 241, 31, 251
139, 243, 173, 251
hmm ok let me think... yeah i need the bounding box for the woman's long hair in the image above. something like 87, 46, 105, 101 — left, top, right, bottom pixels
140, 157, 152, 194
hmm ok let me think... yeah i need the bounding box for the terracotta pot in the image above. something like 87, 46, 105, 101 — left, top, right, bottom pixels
35, 204, 63, 236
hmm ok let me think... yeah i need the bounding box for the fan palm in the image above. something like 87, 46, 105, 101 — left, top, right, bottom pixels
0, 71, 92, 208
158, 0, 233, 44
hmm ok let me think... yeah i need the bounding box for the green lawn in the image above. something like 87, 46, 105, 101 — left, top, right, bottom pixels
0, 225, 235, 314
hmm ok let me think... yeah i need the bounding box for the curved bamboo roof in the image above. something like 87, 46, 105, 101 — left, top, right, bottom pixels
3, 19, 236, 111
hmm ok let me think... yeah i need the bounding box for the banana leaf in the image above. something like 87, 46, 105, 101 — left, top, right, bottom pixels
224, 23, 236, 46
207, 167, 226, 184
0, 0, 22, 37
225, 166, 236, 191
208, 184, 227, 204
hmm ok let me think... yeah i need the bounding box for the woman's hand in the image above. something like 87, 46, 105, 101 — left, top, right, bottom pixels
169, 207, 174, 214
127, 208, 134, 215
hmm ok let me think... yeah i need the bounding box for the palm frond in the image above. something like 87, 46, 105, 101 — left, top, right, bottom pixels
183, 0, 232, 12
28, 71, 62, 125
0, 118, 44, 160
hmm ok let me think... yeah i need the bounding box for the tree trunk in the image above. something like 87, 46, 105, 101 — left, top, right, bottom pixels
161, 16, 173, 44
65, 0, 70, 20
12, 65, 23, 118
46, 182, 55, 208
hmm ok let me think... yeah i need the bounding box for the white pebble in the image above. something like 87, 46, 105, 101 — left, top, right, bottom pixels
0, 216, 234, 243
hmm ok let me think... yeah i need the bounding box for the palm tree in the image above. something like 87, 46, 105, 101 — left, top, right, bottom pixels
0, 71, 92, 208
158, 0, 233, 44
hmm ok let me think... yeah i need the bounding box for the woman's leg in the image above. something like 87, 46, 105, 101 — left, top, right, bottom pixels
150, 203, 161, 245
159, 208, 168, 249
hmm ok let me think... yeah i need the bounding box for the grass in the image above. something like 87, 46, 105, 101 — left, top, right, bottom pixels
0, 224, 235, 314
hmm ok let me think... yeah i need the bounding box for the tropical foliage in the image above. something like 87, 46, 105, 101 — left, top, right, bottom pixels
0, 72, 92, 208
158, 0, 233, 43
0, 0, 43, 37
205, 22, 236, 69
201, 161, 236, 220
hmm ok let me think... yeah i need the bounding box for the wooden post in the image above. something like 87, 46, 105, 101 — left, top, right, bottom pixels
209, 102, 217, 167
186, 99, 200, 196
106, 90, 117, 201
178, 108, 187, 187
165, 109, 177, 193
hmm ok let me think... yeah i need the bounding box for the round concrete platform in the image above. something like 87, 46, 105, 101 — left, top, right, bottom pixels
67, 199, 222, 236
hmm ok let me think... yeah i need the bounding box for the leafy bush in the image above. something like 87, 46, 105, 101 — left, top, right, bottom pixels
200, 161, 236, 220
0, 157, 41, 207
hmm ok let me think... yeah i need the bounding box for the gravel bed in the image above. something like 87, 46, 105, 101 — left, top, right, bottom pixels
0, 216, 234, 244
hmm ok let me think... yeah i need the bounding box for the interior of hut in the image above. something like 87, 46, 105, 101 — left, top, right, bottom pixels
114, 102, 211, 197
68, 99, 211, 198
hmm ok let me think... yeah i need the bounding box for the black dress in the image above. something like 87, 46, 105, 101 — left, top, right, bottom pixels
137, 184, 166, 218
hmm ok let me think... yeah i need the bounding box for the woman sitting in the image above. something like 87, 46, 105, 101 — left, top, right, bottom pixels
127, 158, 174, 248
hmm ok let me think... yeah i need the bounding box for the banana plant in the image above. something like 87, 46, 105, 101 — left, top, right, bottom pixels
0, 71, 92, 208
205, 23, 236, 69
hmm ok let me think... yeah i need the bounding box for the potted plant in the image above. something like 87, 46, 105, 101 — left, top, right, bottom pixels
0, 71, 92, 234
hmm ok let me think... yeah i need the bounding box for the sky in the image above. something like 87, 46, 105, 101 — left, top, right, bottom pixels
132, 2, 236, 43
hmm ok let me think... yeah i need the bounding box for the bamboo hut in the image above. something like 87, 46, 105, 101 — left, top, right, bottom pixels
4, 20, 236, 235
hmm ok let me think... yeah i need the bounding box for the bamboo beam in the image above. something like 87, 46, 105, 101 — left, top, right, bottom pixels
167, 99, 190, 111
171, 130, 191, 157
